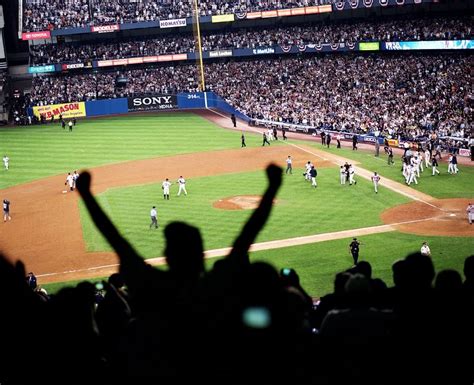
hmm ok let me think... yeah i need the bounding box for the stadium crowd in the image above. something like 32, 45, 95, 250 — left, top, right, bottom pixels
24, 0, 334, 31
30, 53, 473, 143
29, 17, 472, 65
1, 165, 473, 385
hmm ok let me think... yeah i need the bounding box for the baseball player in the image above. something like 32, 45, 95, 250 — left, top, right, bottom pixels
452, 154, 459, 174
65, 172, 74, 192
3, 155, 9, 170
177, 176, 187, 196
73, 170, 80, 189
304, 161, 312, 181
407, 164, 418, 185
348, 164, 357, 186
68, 120, 73, 131
424, 148, 431, 168
448, 154, 455, 174
402, 162, 410, 183
310, 166, 317, 188
162, 178, 171, 200
262, 132, 270, 146
466, 203, 474, 225
285, 156, 293, 175
431, 156, 440, 176
150, 206, 158, 229
3, 199, 11, 222
340, 166, 346, 185
420, 242, 431, 256
371, 172, 380, 193
418, 152, 424, 173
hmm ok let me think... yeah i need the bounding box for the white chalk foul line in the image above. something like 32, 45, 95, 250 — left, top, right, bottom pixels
36, 217, 434, 280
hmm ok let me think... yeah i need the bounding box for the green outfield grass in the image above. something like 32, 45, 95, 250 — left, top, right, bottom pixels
79, 168, 409, 258
0, 113, 263, 189
304, 141, 474, 199
42, 232, 473, 296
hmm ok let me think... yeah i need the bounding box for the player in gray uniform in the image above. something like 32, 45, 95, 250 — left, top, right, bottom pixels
150, 206, 158, 229
466, 203, 474, 225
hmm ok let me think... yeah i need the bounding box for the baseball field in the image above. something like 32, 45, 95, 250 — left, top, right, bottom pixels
0, 111, 472, 296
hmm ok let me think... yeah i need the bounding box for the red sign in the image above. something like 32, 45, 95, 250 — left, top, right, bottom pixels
21, 30, 51, 40
91, 24, 120, 33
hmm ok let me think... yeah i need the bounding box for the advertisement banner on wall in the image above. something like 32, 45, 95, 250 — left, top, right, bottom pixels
28, 64, 56, 73
91, 24, 120, 33
128, 95, 178, 112
61, 63, 85, 70
211, 14, 235, 23
384, 40, 474, 50
209, 50, 233, 58
459, 148, 471, 157
21, 30, 51, 40
159, 18, 187, 28
33, 102, 86, 119
387, 139, 399, 147
359, 42, 380, 51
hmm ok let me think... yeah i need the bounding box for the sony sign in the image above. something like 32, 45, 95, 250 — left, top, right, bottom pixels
128, 94, 178, 112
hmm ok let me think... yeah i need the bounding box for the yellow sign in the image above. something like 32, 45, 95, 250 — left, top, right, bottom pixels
211, 14, 235, 23
387, 139, 399, 147
33, 102, 86, 119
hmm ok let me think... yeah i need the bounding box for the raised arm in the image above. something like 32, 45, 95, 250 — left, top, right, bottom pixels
76, 172, 146, 281
227, 163, 282, 264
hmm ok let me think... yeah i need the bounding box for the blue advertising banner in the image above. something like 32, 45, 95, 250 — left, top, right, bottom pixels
28, 64, 56, 74
85, 98, 128, 117
177, 93, 206, 109
384, 40, 474, 50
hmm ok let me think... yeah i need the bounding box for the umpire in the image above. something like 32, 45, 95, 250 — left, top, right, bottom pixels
349, 238, 361, 265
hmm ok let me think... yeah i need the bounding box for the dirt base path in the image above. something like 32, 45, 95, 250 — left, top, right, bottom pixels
0, 145, 332, 283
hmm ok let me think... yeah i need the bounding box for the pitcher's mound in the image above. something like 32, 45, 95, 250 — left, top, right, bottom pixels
213, 195, 277, 210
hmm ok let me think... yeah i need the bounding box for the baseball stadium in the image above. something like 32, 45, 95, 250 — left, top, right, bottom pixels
0, 0, 473, 384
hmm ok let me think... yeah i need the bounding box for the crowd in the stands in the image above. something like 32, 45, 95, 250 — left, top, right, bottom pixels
1, 163, 473, 385
30, 53, 473, 142
23, 0, 333, 31
29, 17, 472, 65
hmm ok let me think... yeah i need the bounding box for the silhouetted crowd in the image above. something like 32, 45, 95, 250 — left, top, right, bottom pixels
29, 17, 472, 65
1, 165, 472, 385
30, 54, 473, 142
24, 0, 332, 31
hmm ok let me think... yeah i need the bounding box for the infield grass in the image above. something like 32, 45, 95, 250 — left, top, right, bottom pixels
79, 168, 410, 258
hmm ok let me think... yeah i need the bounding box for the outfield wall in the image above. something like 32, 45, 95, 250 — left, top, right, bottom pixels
29, 92, 250, 122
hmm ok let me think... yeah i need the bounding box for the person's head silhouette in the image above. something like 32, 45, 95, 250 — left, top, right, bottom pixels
164, 221, 204, 278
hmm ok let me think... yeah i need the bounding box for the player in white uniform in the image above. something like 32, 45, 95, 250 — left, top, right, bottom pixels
65, 172, 75, 191
340, 166, 346, 185
407, 165, 418, 185
447, 154, 455, 174
177, 176, 187, 196
348, 164, 357, 185
162, 178, 172, 200
424, 149, 431, 168
417, 152, 424, 173
402, 163, 410, 184
3, 155, 9, 170
304, 161, 312, 181
371, 172, 380, 193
